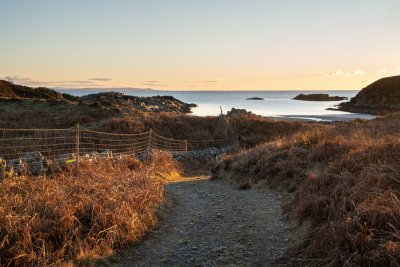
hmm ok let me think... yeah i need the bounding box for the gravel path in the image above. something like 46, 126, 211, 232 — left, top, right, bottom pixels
115, 176, 290, 267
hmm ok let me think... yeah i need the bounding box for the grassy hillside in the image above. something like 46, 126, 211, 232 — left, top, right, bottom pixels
212, 113, 400, 266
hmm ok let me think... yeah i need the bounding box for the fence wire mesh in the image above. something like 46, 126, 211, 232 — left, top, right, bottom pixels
0, 125, 236, 164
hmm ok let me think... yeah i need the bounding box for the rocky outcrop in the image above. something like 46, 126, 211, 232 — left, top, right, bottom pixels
0, 80, 198, 115
81, 92, 197, 113
226, 108, 254, 117
336, 76, 400, 115
293, 93, 348, 101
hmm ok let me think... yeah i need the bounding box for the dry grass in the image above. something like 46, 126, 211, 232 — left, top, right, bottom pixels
0, 151, 179, 266
97, 112, 309, 147
212, 112, 400, 266
0, 97, 309, 149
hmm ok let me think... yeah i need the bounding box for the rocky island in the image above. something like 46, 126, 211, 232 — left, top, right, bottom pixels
334, 75, 400, 115
293, 93, 348, 101
246, 97, 264, 100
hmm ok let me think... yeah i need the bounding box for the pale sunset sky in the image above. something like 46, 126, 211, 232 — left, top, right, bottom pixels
0, 0, 399, 90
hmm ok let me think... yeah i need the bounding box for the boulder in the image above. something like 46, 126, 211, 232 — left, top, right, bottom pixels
21, 151, 45, 163
21, 151, 47, 176
6, 159, 26, 175
99, 149, 113, 158
227, 108, 254, 117
29, 161, 46, 176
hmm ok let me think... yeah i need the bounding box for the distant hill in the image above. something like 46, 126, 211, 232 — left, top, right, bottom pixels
337, 76, 400, 115
0, 80, 79, 102
58, 87, 160, 94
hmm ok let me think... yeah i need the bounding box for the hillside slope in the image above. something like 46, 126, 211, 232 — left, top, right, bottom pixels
0, 80, 78, 102
212, 113, 400, 266
338, 75, 400, 115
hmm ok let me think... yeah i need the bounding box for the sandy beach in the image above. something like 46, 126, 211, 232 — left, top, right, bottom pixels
269, 113, 377, 122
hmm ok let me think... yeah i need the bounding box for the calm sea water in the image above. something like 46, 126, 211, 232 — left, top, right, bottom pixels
58, 89, 376, 121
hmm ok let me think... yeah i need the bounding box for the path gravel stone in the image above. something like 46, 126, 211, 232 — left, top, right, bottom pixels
115, 176, 290, 267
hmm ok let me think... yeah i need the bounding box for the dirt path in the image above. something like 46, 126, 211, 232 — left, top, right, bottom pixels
115, 176, 290, 267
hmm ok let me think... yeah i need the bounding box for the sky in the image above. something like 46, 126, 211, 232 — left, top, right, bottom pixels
0, 0, 399, 90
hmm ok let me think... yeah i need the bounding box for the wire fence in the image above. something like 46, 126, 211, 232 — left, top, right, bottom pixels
0, 124, 237, 177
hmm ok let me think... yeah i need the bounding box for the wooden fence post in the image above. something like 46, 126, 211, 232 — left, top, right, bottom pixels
148, 129, 153, 151
76, 123, 80, 176
184, 140, 188, 152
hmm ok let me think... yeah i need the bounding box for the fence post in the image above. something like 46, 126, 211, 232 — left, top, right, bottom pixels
76, 123, 80, 176
184, 140, 188, 152
235, 134, 239, 149
148, 129, 153, 151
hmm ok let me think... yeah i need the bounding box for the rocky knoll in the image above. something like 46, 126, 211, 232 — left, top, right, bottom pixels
293, 93, 348, 101
81, 92, 197, 113
0, 80, 197, 114
0, 80, 78, 102
337, 76, 400, 115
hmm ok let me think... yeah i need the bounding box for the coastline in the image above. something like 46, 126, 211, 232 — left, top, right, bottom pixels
268, 113, 377, 122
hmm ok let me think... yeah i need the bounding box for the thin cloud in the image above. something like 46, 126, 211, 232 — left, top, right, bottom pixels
66, 80, 95, 84
329, 70, 344, 76
1, 75, 106, 88
1, 75, 35, 82
141, 83, 168, 87
203, 80, 219, 83
377, 68, 388, 74
348, 69, 364, 76
328, 70, 364, 76
144, 80, 160, 83
394, 67, 400, 72
89, 78, 112, 81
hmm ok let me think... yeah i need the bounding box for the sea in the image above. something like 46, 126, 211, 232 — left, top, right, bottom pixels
57, 89, 377, 122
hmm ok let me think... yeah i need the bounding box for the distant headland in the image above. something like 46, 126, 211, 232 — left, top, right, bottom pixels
332, 75, 400, 115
